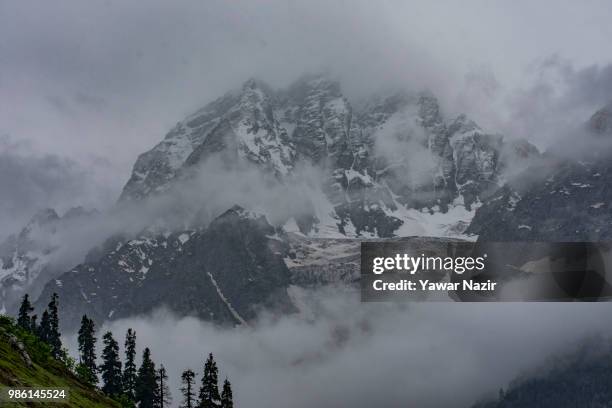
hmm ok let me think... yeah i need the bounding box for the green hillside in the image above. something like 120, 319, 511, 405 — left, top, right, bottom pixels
0, 315, 120, 407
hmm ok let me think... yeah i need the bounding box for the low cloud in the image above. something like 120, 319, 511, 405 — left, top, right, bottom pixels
0, 136, 116, 240
63, 286, 612, 408
469, 57, 612, 150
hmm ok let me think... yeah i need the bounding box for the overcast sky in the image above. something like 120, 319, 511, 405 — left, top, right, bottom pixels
2, 0, 612, 230
4, 4, 612, 406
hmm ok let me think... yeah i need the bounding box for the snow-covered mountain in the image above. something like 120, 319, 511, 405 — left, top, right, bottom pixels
36, 205, 479, 330
5, 74, 568, 326
119, 74, 538, 238
467, 103, 612, 241
1, 74, 544, 322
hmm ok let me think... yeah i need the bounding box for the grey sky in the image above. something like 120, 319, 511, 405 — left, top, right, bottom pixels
1, 0, 612, 220
0, 135, 114, 238
4, 4, 612, 405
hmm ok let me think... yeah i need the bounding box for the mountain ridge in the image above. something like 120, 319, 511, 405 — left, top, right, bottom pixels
467, 105, 612, 241
0, 74, 543, 315
118, 74, 538, 239
34, 206, 296, 331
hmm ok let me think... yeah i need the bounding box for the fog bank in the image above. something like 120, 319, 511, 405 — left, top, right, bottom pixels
65, 286, 612, 408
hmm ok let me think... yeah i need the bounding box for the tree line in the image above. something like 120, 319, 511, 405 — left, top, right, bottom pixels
17, 293, 234, 408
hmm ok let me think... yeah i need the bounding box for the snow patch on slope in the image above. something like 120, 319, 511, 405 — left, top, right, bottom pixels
207, 271, 247, 326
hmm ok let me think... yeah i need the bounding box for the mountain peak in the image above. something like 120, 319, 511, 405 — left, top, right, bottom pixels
117, 74, 535, 239
417, 91, 444, 129
448, 114, 481, 136
216, 205, 265, 223
241, 77, 272, 93
285, 72, 342, 102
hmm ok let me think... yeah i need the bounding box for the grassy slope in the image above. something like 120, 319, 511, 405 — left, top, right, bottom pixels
0, 315, 120, 408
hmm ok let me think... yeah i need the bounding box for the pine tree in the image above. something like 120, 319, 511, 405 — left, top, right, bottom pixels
220, 378, 233, 408
100, 331, 123, 397
123, 328, 137, 401
198, 353, 220, 408
17, 294, 34, 331
30, 314, 38, 333
77, 315, 97, 385
180, 369, 197, 408
136, 347, 157, 408
47, 293, 62, 358
38, 309, 51, 343
155, 364, 171, 408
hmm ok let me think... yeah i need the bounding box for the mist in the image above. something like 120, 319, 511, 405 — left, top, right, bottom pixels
3, 0, 612, 185
61, 286, 612, 408
3, 155, 330, 306
0, 135, 115, 241
4, 3, 612, 405
373, 101, 440, 189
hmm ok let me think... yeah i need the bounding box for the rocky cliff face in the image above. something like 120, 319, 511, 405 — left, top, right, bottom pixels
119, 75, 537, 238
35, 206, 295, 331
467, 104, 612, 241
4, 74, 561, 327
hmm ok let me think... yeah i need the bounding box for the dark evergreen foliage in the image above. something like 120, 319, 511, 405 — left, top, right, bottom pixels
472, 341, 612, 408
100, 331, 123, 397
37, 309, 51, 343
12, 297, 237, 407
123, 328, 138, 402
77, 315, 97, 385
198, 353, 221, 408
220, 378, 233, 408
29, 314, 37, 333
136, 347, 157, 408
17, 294, 34, 331
155, 364, 171, 408
180, 369, 197, 408
47, 292, 62, 358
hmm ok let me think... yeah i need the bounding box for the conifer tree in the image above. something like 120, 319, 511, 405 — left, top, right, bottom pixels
220, 378, 233, 408
198, 353, 220, 408
17, 294, 34, 331
155, 364, 171, 408
100, 331, 123, 397
30, 314, 38, 333
77, 315, 97, 385
47, 293, 62, 358
180, 369, 197, 408
123, 328, 138, 401
136, 347, 157, 408
38, 309, 51, 343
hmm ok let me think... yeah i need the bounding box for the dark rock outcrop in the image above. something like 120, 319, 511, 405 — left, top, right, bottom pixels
35, 207, 295, 331
467, 103, 612, 241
